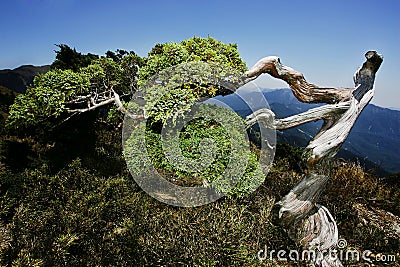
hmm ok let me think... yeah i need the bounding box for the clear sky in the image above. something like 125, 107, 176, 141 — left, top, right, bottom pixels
1, 0, 399, 108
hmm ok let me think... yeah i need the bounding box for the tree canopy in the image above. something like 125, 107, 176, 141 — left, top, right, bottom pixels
7, 38, 247, 131
50, 44, 99, 71
7, 45, 143, 131
139, 36, 246, 83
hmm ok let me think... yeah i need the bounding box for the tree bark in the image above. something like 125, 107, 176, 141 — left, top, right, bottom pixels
245, 56, 353, 104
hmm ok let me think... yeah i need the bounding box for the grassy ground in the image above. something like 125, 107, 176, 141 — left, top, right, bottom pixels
1, 151, 399, 266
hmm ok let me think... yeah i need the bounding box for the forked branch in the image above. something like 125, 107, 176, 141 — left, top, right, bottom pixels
67, 89, 142, 120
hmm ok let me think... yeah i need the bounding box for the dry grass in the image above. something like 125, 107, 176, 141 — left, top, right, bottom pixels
0, 154, 399, 266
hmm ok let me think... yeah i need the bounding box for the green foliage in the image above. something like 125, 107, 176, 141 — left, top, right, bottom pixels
141, 60, 244, 125
133, 104, 265, 197
139, 36, 247, 84
0, 160, 282, 266
51, 44, 99, 71
0, 86, 17, 124
274, 143, 306, 173
7, 69, 91, 129
0, 161, 142, 266
7, 49, 143, 131
123, 37, 261, 198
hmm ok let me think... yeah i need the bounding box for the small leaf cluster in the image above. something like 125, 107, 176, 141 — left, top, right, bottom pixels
141, 61, 244, 124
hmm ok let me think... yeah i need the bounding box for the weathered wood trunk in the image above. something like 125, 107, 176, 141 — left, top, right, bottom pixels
245, 51, 383, 266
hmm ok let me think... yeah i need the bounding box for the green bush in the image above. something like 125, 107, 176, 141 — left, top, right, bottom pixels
123, 37, 263, 198
137, 104, 265, 197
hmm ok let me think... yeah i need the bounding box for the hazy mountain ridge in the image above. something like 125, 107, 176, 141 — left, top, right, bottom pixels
218, 88, 400, 174
0, 65, 50, 93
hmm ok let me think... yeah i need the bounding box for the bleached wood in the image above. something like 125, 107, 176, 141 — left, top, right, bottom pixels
245, 51, 383, 267
246, 102, 350, 131
67, 89, 141, 120
301, 205, 343, 267
246, 51, 383, 165
277, 173, 329, 225
245, 56, 353, 104
67, 97, 116, 113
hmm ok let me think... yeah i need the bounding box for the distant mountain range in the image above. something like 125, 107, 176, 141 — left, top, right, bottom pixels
0, 65, 50, 93
216, 88, 400, 175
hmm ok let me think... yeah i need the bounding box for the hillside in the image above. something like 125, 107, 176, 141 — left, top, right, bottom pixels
0, 65, 50, 93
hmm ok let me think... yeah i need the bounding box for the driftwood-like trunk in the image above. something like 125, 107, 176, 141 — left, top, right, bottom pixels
245, 51, 383, 266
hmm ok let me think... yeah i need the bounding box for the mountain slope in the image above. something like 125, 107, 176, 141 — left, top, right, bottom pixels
0, 65, 50, 93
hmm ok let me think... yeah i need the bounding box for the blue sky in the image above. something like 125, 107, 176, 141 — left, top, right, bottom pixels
1, 0, 399, 108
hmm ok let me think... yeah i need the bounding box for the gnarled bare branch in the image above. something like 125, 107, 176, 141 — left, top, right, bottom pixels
67, 89, 143, 120
246, 51, 383, 166
245, 51, 383, 267
245, 56, 353, 104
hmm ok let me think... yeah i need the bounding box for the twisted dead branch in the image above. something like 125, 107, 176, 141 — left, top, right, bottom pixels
245, 51, 383, 267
